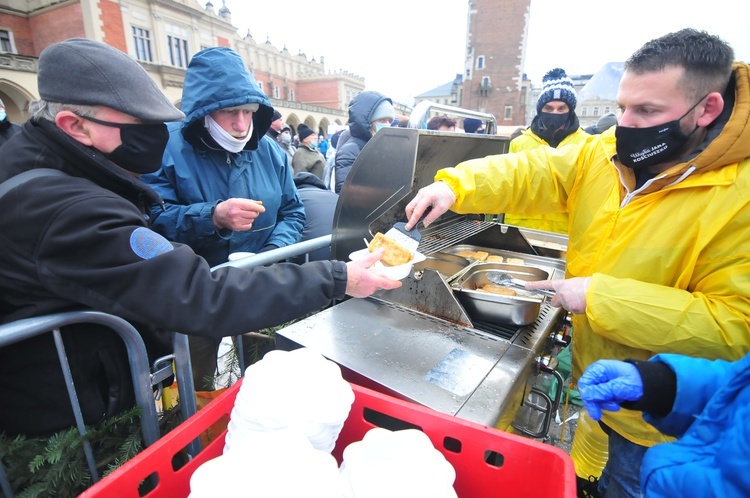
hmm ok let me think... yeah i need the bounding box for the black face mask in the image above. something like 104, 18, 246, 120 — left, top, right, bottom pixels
538, 112, 569, 133
615, 94, 707, 170
81, 115, 169, 174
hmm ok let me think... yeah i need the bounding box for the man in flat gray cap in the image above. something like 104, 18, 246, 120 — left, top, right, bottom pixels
0, 38, 399, 438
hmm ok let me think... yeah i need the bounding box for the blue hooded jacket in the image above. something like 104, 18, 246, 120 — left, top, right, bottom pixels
142, 47, 304, 267
640, 352, 750, 497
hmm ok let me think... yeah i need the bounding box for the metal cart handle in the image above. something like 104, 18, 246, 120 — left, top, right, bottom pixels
408, 100, 497, 135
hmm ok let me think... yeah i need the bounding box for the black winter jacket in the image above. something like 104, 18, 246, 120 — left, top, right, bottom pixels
0, 120, 348, 436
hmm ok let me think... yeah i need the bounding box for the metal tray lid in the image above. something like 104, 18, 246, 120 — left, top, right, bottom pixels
330, 127, 510, 261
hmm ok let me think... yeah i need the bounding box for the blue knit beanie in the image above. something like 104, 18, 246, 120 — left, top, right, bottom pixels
536, 68, 577, 113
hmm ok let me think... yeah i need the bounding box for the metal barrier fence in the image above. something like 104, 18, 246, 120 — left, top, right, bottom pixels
0, 234, 332, 496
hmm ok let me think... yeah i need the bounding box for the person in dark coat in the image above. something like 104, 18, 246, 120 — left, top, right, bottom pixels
333, 91, 394, 193
0, 97, 21, 148
266, 109, 284, 142
292, 123, 325, 179
292, 172, 339, 262
0, 38, 401, 437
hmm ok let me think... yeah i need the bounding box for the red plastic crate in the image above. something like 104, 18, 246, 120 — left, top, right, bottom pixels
81, 379, 576, 497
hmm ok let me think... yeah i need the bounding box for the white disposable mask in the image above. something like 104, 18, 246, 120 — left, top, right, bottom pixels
205, 115, 253, 153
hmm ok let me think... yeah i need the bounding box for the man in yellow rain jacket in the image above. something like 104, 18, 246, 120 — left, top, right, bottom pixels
505, 67, 589, 234
405, 28, 750, 498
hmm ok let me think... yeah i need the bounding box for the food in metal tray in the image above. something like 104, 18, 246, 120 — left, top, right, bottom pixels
505, 257, 525, 265
368, 232, 413, 266
456, 250, 489, 261
479, 284, 517, 296
486, 255, 504, 263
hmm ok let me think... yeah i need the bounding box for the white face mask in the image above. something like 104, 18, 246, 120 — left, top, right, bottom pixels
204, 115, 253, 153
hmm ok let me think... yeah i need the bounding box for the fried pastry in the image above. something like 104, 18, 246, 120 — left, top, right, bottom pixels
473, 251, 489, 261
368, 232, 413, 266
480, 284, 517, 296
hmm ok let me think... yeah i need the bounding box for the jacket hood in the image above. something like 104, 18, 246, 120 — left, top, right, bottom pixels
347, 91, 392, 141
294, 171, 327, 190
179, 47, 274, 147
689, 63, 750, 173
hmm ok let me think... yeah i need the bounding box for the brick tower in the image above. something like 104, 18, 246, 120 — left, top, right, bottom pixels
462, 0, 531, 125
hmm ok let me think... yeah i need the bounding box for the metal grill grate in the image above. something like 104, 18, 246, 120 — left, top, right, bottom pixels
417, 219, 495, 255
471, 320, 519, 341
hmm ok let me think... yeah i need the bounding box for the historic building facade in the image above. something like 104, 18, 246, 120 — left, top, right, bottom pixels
0, 0, 370, 136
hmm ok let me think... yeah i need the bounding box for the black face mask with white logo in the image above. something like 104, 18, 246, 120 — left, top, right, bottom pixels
81, 115, 169, 174
615, 95, 707, 170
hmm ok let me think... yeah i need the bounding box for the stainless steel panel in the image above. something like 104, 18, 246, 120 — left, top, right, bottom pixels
331, 128, 510, 261
275, 298, 516, 424
372, 267, 473, 327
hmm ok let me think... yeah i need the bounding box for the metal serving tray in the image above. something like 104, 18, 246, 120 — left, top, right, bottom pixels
413, 252, 471, 281
452, 263, 552, 326
442, 243, 566, 270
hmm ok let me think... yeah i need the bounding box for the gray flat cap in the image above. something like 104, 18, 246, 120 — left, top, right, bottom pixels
38, 38, 185, 122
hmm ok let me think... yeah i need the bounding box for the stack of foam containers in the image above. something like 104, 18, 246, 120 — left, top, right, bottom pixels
339, 428, 458, 498
189, 347, 458, 497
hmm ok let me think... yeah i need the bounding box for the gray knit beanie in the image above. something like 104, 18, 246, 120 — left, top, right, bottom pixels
536, 68, 577, 113
370, 99, 395, 123
38, 38, 185, 122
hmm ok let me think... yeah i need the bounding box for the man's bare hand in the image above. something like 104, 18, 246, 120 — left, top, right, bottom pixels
404, 181, 456, 230
212, 198, 265, 231
345, 249, 403, 298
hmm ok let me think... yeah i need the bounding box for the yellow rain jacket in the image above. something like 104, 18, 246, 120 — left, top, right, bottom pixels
505, 127, 590, 233
436, 63, 750, 447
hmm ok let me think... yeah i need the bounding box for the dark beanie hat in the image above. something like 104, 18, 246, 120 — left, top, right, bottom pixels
298, 123, 315, 141
536, 68, 577, 114
38, 38, 185, 122
272, 110, 282, 122
463, 118, 483, 133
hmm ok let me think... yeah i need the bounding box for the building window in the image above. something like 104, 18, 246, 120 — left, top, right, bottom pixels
504, 105, 513, 120
593, 107, 600, 117
581, 107, 588, 117
476, 55, 485, 70
132, 26, 152, 62
273, 86, 280, 99
289, 89, 295, 101
604, 106, 611, 114
0, 29, 16, 53
167, 35, 189, 68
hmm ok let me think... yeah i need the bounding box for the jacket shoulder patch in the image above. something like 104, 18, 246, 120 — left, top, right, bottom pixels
130, 227, 173, 259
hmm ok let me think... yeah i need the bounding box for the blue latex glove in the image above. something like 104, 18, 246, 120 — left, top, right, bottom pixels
578, 360, 644, 421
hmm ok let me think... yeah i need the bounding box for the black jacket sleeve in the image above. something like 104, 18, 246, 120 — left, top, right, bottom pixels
621, 359, 677, 417
36, 185, 347, 339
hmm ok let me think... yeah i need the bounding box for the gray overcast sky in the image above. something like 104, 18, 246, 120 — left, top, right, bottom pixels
209, 0, 749, 106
